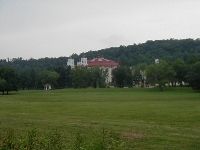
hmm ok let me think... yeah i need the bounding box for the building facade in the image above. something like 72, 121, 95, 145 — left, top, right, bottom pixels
77, 58, 88, 66
67, 58, 75, 68
87, 58, 119, 83
67, 57, 119, 83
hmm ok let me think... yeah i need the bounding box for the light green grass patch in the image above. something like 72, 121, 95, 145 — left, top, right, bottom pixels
0, 88, 200, 149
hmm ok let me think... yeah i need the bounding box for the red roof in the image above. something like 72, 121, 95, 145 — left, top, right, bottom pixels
88, 58, 119, 67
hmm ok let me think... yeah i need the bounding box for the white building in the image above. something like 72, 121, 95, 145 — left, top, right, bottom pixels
67, 58, 75, 68
155, 59, 159, 64
77, 58, 88, 66
67, 57, 119, 83
87, 58, 119, 83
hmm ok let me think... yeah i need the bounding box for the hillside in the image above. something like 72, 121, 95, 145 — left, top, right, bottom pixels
1, 39, 200, 70
76, 39, 200, 65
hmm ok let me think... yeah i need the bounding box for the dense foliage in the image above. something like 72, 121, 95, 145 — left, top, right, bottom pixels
71, 67, 107, 88
78, 39, 200, 65
0, 66, 108, 94
146, 61, 176, 90
0, 67, 18, 94
186, 62, 200, 90
0, 39, 200, 92
112, 66, 132, 87
1, 39, 200, 69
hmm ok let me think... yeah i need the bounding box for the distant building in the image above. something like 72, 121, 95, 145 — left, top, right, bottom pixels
155, 59, 159, 64
77, 58, 88, 66
67, 58, 75, 68
87, 58, 119, 83
67, 57, 119, 83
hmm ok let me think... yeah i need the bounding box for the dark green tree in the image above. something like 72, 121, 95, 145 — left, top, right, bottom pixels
146, 61, 175, 90
186, 61, 200, 90
172, 59, 187, 86
112, 66, 133, 88
90, 67, 107, 88
40, 70, 59, 89
54, 67, 72, 88
132, 64, 147, 87
71, 67, 90, 88
0, 78, 7, 95
0, 67, 18, 94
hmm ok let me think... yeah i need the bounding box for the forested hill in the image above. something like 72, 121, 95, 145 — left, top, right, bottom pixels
1, 39, 200, 70
0, 57, 68, 71
75, 39, 200, 65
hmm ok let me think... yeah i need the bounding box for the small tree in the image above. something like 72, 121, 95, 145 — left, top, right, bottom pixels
0, 67, 18, 94
0, 78, 7, 95
40, 70, 59, 89
90, 67, 107, 88
172, 59, 187, 86
112, 66, 133, 88
186, 61, 200, 90
71, 67, 90, 88
146, 61, 175, 91
132, 64, 147, 87
54, 66, 72, 88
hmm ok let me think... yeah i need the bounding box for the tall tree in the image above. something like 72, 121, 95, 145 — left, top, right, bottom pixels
172, 59, 187, 86
90, 67, 107, 88
112, 66, 133, 88
71, 67, 90, 88
0, 67, 18, 94
146, 61, 175, 90
0, 78, 7, 95
40, 70, 59, 89
186, 61, 200, 90
54, 66, 73, 88
132, 64, 147, 87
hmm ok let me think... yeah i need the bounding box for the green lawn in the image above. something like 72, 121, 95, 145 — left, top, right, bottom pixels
0, 88, 200, 149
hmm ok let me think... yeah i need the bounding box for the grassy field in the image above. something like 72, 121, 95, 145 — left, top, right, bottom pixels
0, 88, 200, 149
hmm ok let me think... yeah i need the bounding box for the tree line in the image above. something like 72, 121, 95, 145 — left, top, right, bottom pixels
0, 39, 200, 94
1, 39, 200, 69
0, 58, 200, 94
112, 59, 200, 91
77, 39, 200, 66
0, 66, 109, 94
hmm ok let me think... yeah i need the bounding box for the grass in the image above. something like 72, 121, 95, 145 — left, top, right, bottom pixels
0, 88, 200, 149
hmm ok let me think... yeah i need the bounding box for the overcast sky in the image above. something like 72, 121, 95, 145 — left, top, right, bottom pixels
0, 0, 200, 59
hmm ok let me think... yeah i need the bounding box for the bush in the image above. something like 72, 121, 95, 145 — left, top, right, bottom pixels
0, 128, 127, 150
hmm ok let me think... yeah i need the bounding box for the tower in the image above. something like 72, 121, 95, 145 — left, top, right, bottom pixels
81, 58, 87, 66
155, 59, 159, 64
67, 58, 75, 68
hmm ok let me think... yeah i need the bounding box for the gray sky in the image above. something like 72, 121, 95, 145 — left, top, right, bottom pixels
0, 0, 200, 59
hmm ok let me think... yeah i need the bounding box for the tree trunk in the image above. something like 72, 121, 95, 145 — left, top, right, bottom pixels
7, 91, 8, 95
